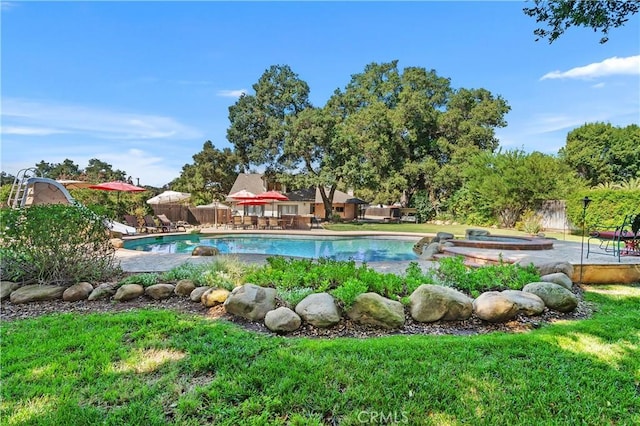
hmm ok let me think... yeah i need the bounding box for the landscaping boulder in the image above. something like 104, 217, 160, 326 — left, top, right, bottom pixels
224, 284, 276, 321
63, 282, 94, 302
347, 292, 405, 329
88, 283, 117, 301
10, 285, 65, 304
114, 284, 145, 301
409, 285, 473, 322
202, 288, 230, 307
432, 232, 454, 243
522, 282, 579, 312
145, 284, 175, 300
473, 290, 545, 322
265, 307, 302, 332
540, 272, 573, 290
412, 237, 432, 256
422, 242, 442, 259
191, 246, 220, 256
110, 238, 124, 249
190, 286, 210, 302
175, 279, 196, 296
1, 281, 20, 300
295, 293, 341, 328
517, 258, 574, 278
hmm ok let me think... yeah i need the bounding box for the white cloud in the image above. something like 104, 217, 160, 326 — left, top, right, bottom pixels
2, 98, 203, 140
541, 55, 640, 80
1, 126, 68, 136
591, 82, 606, 89
217, 89, 247, 98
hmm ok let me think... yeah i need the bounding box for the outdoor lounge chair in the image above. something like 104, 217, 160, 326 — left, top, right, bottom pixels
124, 214, 144, 233
143, 215, 161, 233
156, 214, 186, 232
587, 213, 639, 261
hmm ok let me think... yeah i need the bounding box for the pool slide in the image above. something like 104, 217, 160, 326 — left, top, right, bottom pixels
17, 177, 138, 236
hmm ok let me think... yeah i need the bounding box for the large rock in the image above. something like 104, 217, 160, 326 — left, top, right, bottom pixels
473, 290, 545, 322
114, 284, 145, 301
347, 292, 405, 329
223, 284, 276, 321
63, 282, 94, 302
264, 307, 302, 332
190, 286, 210, 302
10, 285, 65, 304
409, 285, 473, 322
145, 284, 175, 300
517, 259, 574, 278
175, 279, 196, 296
522, 282, 579, 312
432, 232, 454, 243
422, 242, 442, 259
88, 283, 117, 301
540, 273, 573, 290
1, 281, 20, 300
412, 237, 432, 256
295, 293, 341, 328
191, 246, 220, 256
202, 288, 230, 307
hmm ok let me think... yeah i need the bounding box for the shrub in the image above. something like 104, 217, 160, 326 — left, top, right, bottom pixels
435, 256, 540, 297
118, 273, 159, 287
278, 287, 315, 308
516, 209, 543, 235
331, 278, 368, 309
0, 204, 121, 285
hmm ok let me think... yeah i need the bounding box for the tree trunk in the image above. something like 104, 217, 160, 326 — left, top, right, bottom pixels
318, 185, 337, 220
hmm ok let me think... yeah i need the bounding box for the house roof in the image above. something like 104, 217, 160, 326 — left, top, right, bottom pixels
227, 173, 266, 199
283, 186, 365, 204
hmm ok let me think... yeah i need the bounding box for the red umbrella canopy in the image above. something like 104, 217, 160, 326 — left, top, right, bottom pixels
229, 189, 256, 200
256, 190, 289, 201
88, 181, 146, 192
237, 199, 270, 206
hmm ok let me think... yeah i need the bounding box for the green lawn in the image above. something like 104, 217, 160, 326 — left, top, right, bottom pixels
2, 285, 638, 425
323, 222, 583, 242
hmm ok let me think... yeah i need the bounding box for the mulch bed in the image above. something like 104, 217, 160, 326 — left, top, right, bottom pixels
1, 287, 594, 338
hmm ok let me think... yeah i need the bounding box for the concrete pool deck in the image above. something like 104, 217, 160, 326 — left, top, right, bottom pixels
115, 228, 640, 284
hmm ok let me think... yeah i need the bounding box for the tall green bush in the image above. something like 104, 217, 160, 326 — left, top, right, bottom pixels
566, 189, 640, 230
0, 204, 121, 285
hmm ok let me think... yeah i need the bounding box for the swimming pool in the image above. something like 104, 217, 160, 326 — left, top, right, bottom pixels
123, 234, 421, 262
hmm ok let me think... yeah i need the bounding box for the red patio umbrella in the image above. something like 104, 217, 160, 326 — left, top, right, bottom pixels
256, 190, 289, 216
237, 199, 270, 206
88, 181, 146, 203
228, 189, 256, 200
256, 190, 289, 201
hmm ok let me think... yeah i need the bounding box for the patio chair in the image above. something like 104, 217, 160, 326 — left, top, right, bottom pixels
156, 214, 186, 232
268, 217, 281, 230
242, 215, 254, 230
587, 213, 640, 261
123, 214, 144, 233
232, 215, 243, 229
143, 215, 161, 233
257, 216, 268, 230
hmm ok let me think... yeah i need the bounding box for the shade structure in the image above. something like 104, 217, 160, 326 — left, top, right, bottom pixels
237, 199, 270, 206
228, 189, 256, 200
88, 181, 146, 204
88, 181, 146, 192
256, 190, 289, 201
146, 190, 191, 205
57, 180, 95, 190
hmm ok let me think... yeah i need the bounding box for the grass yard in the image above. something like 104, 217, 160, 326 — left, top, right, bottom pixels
1, 285, 638, 425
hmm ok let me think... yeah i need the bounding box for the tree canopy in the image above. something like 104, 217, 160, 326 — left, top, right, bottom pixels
227, 61, 510, 217
559, 123, 640, 187
170, 141, 240, 206
524, 0, 640, 43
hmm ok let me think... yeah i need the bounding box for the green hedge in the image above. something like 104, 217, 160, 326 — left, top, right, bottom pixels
566, 189, 640, 230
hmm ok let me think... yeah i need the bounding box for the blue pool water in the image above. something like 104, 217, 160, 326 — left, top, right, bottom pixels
124, 234, 420, 262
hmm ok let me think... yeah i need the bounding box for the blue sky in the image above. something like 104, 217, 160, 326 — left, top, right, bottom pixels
2, 1, 638, 187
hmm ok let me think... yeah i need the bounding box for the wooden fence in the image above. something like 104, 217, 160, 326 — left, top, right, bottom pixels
150, 205, 231, 226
